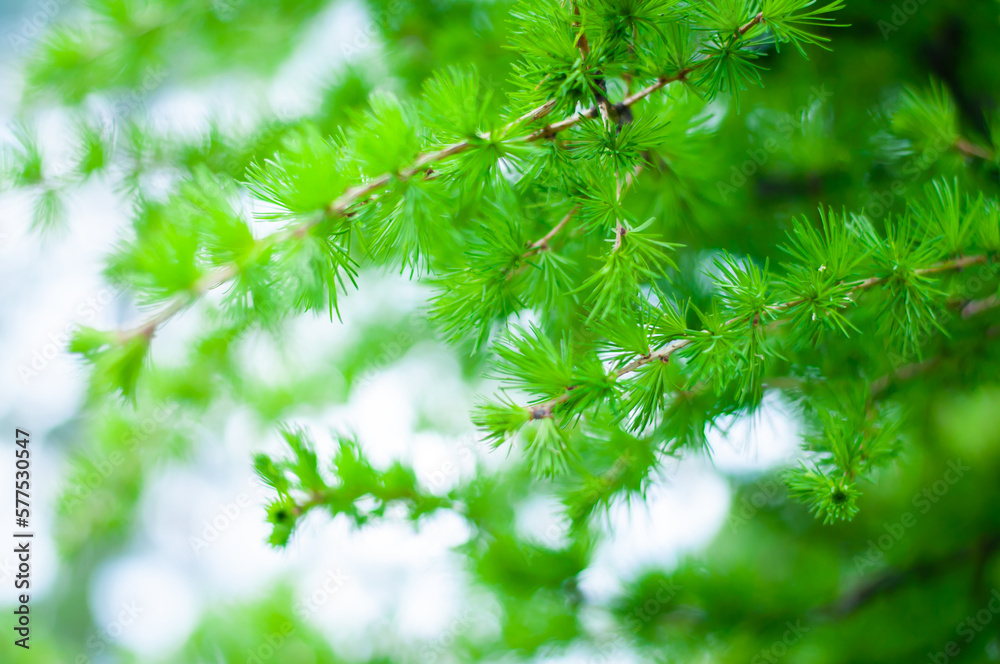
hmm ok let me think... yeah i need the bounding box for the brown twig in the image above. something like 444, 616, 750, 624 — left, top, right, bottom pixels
527, 206, 578, 254
737, 12, 765, 37
819, 546, 977, 619
817, 535, 1000, 620
506, 206, 580, 282
611, 223, 627, 253
962, 294, 1000, 319
118, 264, 239, 342
954, 137, 996, 162
610, 164, 645, 252
869, 356, 941, 397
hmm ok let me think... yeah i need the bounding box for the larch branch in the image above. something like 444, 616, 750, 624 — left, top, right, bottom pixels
526, 253, 993, 417
112, 12, 774, 343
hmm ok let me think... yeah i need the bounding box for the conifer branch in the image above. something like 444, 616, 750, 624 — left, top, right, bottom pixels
864, 280, 1000, 396
521, 9, 771, 141
526, 253, 993, 417
533, 9, 762, 141
113, 100, 555, 341
808, 253, 989, 302
110, 52, 698, 342
107, 9, 826, 367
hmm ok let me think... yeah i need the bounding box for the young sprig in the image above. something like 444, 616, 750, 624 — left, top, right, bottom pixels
785, 462, 860, 524
255, 427, 450, 546
582, 219, 680, 322
761, 0, 848, 56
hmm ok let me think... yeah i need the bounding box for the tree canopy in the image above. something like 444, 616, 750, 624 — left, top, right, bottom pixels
5, 0, 1000, 662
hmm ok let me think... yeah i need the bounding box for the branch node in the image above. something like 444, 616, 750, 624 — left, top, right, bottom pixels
530, 405, 553, 420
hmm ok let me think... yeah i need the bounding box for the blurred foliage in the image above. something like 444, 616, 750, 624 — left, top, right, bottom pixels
6, 0, 1000, 661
